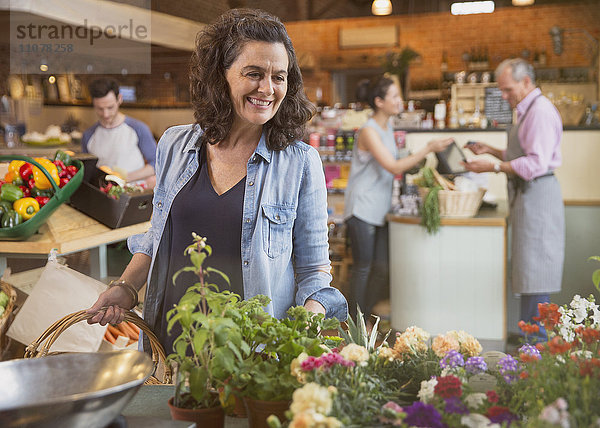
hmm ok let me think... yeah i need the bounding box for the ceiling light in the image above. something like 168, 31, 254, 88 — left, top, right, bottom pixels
512, 0, 534, 5
372, 0, 392, 16
451, 1, 495, 15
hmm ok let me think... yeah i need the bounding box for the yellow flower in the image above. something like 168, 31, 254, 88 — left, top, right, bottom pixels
378, 346, 395, 361
393, 326, 430, 358
339, 343, 370, 362
460, 336, 482, 357
291, 352, 309, 383
290, 382, 333, 416
431, 334, 460, 358
289, 411, 342, 428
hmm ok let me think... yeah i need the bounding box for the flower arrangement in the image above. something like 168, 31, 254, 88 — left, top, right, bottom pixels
495, 294, 600, 427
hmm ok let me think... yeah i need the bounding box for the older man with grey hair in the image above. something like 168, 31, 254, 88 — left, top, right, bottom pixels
463, 58, 565, 343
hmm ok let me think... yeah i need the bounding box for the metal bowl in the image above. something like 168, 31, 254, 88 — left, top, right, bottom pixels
0, 350, 153, 428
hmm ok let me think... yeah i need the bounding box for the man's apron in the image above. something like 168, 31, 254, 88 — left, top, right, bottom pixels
506, 95, 565, 294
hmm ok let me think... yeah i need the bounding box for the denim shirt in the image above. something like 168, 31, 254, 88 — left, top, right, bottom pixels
129, 124, 348, 338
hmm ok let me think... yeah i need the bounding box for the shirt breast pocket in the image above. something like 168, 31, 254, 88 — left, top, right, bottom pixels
261, 204, 296, 258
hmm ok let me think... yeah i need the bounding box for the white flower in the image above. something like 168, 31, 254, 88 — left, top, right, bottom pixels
592, 307, 600, 327
417, 378, 437, 403
540, 406, 561, 424
290, 383, 333, 416
464, 393, 487, 410
461, 413, 500, 428
572, 350, 593, 359
339, 343, 369, 362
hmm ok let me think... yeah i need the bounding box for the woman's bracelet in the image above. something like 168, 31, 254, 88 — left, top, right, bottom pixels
108, 279, 139, 309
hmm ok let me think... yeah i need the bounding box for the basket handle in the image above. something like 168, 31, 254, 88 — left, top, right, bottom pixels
24, 309, 172, 384
0, 154, 62, 195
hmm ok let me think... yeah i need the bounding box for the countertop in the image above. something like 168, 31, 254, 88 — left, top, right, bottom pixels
387, 200, 508, 227
396, 125, 600, 133
123, 385, 249, 428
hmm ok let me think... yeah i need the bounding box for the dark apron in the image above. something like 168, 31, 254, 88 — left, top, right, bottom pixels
506, 95, 565, 294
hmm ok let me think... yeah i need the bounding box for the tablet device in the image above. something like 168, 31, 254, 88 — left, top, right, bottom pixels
435, 141, 468, 174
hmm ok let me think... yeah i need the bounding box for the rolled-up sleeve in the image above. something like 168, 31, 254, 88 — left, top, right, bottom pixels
293, 147, 348, 321
510, 103, 562, 181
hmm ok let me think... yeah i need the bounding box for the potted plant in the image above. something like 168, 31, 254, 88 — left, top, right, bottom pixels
233, 305, 341, 428
165, 233, 261, 427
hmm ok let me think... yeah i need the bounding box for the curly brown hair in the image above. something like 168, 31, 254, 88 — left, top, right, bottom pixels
189, 8, 315, 150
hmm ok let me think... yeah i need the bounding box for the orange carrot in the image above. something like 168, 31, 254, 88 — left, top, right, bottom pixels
125, 322, 140, 340
108, 324, 123, 338
104, 329, 116, 344
116, 323, 134, 339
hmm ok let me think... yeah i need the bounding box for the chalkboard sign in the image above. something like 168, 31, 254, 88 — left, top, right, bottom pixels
484, 87, 513, 124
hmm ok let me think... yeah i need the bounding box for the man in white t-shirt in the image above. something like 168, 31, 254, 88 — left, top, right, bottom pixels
82, 79, 157, 187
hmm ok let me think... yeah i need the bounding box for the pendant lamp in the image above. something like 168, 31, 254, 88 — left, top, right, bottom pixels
372, 0, 392, 16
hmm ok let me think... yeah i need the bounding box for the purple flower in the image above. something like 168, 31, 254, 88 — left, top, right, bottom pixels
497, 355, 519, 384
440, 350, 464, 369
444, 397, 469, 415
464, 356, 487, 375
518, 344, 541, 360
403, 401, 446, 428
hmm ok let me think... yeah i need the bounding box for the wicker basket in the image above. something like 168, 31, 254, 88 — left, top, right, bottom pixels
24, 310, 172, 385
419, 187, 485, 218
0, 280, 18, 357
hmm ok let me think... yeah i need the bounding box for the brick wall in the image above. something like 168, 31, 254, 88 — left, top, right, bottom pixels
286, 3, 600, 104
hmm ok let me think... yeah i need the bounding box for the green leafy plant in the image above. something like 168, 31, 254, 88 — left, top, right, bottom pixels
166, 233, 264, 409
233, 305, 342, 402
337, 305, 390, 352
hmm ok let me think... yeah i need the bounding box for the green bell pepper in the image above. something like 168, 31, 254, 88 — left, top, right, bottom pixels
30, 186, 54, 198
1, 210, 23, 228
0, 200, 12, 218
0, 183, 24, 202
54, 150, 72, 166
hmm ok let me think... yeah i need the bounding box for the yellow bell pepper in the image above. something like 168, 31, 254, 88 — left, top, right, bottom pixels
32, 158, 60, 190
8, 160, 26, 174
13, 197, 40, 220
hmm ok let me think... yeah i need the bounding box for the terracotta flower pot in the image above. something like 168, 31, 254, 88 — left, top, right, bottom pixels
168, 396, 225, 428
244, 397, 290, 428
229, 393, 247, 418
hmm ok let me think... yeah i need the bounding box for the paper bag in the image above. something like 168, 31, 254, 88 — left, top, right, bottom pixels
7, 260, 108, 353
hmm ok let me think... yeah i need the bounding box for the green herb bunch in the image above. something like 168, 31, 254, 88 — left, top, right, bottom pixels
417, 167, 442, 234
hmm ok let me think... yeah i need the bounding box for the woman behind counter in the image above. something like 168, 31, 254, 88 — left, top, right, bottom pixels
86, 8, 348, 353
344, 76, 453, 320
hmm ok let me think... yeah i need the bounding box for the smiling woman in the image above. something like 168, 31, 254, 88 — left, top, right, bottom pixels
86, 8, 348, 358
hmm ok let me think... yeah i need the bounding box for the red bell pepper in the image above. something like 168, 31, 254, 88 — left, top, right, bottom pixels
28, 178, 36, 190
19, 163, 33, 181
53, 160, 66, 175
34, 196, 51, 207
66, 165, 78, 177
59, 177, 70, 188
19, 185, 31, 197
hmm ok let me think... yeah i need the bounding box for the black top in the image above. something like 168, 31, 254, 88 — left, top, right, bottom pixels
157, 145, 245, 354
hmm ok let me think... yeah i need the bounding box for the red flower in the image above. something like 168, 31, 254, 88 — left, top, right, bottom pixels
486, 390, 499, 403
533, 303, 561, 330
434, 375, 462, 399
486, 405, 511, 418
518, 320, 540, 335
519, 371, 529, 379
548, 336, 571, 355
575, 326, 600, 344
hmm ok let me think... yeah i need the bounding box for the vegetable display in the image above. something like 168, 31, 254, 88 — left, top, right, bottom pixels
0, 290, 9, 318
0, 150, 79, 230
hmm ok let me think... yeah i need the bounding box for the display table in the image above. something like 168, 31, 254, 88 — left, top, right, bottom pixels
387, 203, 508, 342
0, 204, 150, 280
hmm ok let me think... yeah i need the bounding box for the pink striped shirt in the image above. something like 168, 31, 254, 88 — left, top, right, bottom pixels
503, 88, 563, 181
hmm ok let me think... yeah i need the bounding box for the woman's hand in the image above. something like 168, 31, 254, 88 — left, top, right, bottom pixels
304, 299, 326, 316
464, 141, 489, 155
427, 138, 455, 153
86, 286, 134, 326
